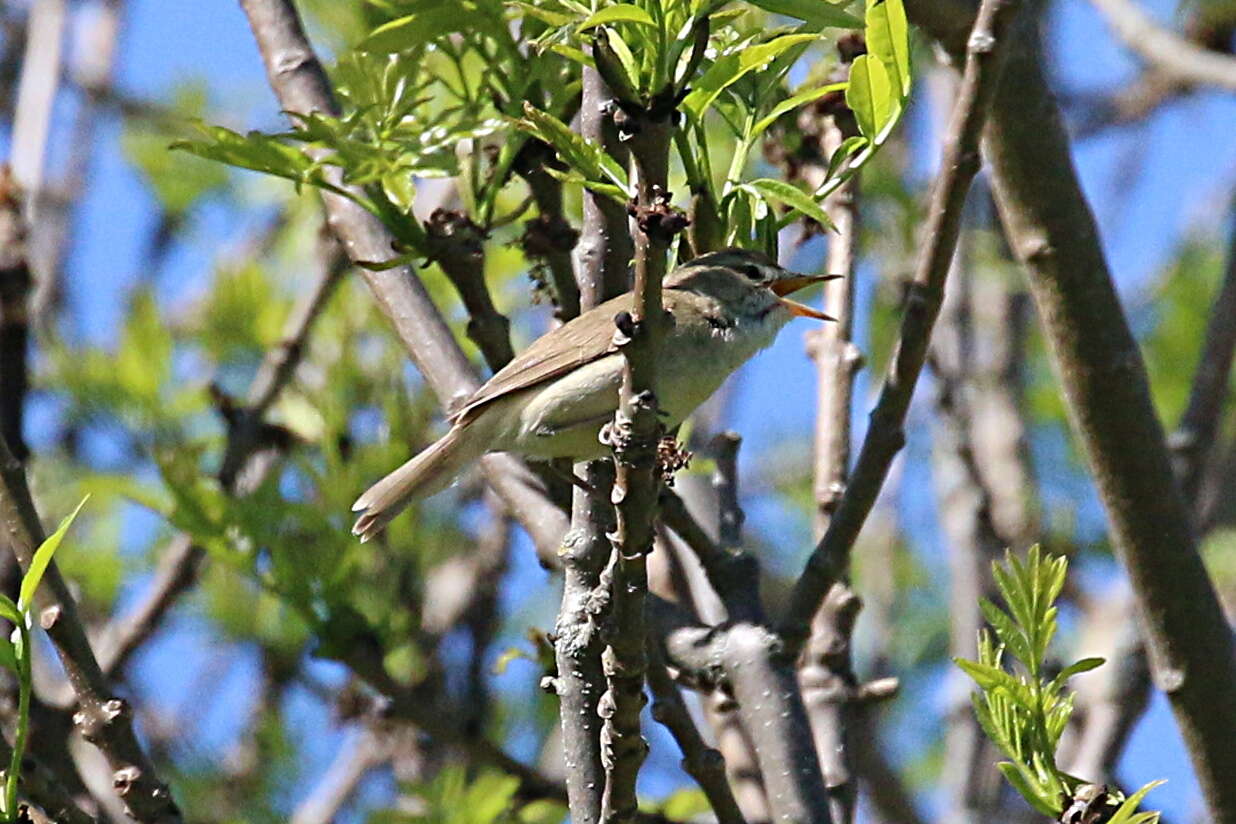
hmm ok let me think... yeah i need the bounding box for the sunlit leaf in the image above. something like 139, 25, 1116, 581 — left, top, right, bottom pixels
358, 8, 466, 53
1107, 781, 1166, 824
578, 4, 655, 29
865, 0, 911, 98
514, 103, 630, 193
742, 178, 837, 231
746, 0, 862, 28
682, 33, 818, 121
751, 81, 848, 139
997, 763, 1061, 816
0, 596, 21, 626
19, 497, 89, 611
845, 54, 892, 141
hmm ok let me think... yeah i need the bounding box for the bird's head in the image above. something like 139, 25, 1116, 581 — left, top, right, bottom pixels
666, 247, 838, 321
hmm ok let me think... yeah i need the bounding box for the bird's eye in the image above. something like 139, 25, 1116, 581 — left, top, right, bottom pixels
736, 263, 763, 281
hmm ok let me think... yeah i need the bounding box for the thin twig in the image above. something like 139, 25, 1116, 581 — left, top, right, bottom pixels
289, 729, 392, 824
646, 641, 745, 824
0, 438, 180, 823
426, 208, 514, 371
658, 490, 760, 625
800, 115, 863, 824
1170, 204, 1236, 502
780, 0, 1025, 655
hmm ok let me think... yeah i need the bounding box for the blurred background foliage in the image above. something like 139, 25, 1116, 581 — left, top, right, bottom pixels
1, 0, 1235, 821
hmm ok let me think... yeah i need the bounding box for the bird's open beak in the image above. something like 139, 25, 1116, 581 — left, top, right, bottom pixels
770, 274, 840, 321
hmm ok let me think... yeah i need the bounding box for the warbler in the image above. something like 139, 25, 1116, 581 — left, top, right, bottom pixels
352, 247, 834, 541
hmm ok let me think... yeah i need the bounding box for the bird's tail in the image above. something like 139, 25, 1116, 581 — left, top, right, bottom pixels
351, 426, 480, 541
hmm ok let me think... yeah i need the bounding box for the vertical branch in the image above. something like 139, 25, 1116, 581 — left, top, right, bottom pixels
646, 642, 746, 824
1065, 204, 1236, 783
930, 254, 1006, 823
599, 102, 681, 823
9, 0, 64, 326
781, 0, 1025, 654
981, 24, 1236, 819
809, 133, 862, 538
800, 116, 864, 824
1170, 204, 1236, 501
516, 139, 582, 321
0, 168, 32, 462
550, 63, 626, 824
574, 66, 633, 308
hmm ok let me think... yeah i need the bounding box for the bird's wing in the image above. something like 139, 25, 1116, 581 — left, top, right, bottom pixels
450, 292, 634, 426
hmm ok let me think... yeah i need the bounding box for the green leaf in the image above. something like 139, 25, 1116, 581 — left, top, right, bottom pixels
171, 123, 351, 198
955, 657, 1018, 693
0, 596, 20, 626
683, 33, 819, 121
979, 598, 1032, 663
514, 103, 629, 192
746, 0, 863, 28
547, 43, 594, 67
508, 1, 575, 27
751, 82, 848, 139
597, 27, 640, 99
518, 800, 569, 824
543, 166, 629, 204
845, 54, 893, 141
742, 178, 836, 231
865, 0, 911, 98
20, 496, 89, 611
997, 762, 1061, 816
825, 134, 867, 179
358, 9, 465, 53
0, 637, 17, 675
578, 4, 655, 29
1107, 780, 1166, 824
1052, 657, 1104, 688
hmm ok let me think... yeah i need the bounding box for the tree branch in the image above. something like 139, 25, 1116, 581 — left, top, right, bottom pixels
0, 437, 180, 823
0, 167, 32, 462
425, 208, 515, 372
646, 641, 746, 824
977, 19, 1236, 821
780, 0, 1024, 654
800, 114, 864, 824
1170, 204, 1236, 501
599, 103, 680, 823
1086, 0, 1236, 92
548, 63, 629, 824
289, 729, 392, 824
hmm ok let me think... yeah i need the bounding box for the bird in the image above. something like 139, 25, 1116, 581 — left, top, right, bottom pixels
351, 247, 836, 541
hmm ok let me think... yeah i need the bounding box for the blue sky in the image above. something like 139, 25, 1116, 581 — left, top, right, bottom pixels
19, 0, 1236, 819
